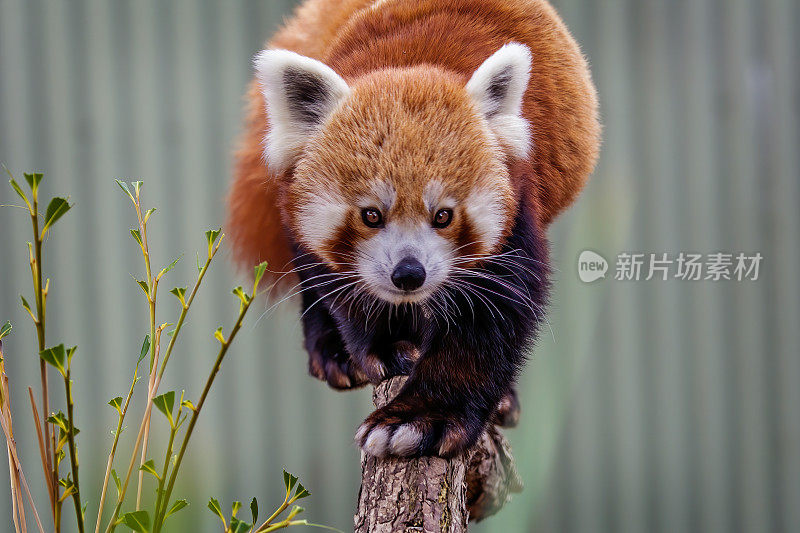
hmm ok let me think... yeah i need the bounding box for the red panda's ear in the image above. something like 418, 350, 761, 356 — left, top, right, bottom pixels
253, 49, 350, 173
466, 43, 532, 160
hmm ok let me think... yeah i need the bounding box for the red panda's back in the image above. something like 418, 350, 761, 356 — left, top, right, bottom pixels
323, 0, 599, 225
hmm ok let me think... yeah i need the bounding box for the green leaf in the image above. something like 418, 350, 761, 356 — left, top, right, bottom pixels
180, 399, 196, 412
139, 459, 160, 479
207, 497, 226, 527
132, 181, 143, 197
153, 391, 175, 425
59, 474, 76, 492
20, 295, 35, 321
23, 172, 43, 195
0, 321, 11, 340
40, 344, 66, 376
169, 287, 187, 307
47, 411, 69, 432
165, 499, 188, 518
8, 177, 31, 210
214, 327, 225, 344
283, 470, 298, 493
232, 286, 249, 305
294, 482, 310, 500
254, 261, 269, 289
120, 510, 150, 533
23, 172, 44, 191
144, 207, 156, 223
108, 396, 123, 415
231, 500, 242, 518
230, 517, 252, 533
250, 497, 258, 525
133, 277, 150, 297
138, 335, 150, 365
41, 196, 72, 235
158, 256, 181, 278
130, 228, 143, 246
169, 286, 186, 299
115, 180, 135, 204
205, 228, 221, 257
66, 345, 77, 367
111, 469, 122, 497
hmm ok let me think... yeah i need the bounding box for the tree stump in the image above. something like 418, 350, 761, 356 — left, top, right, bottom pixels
354, 376, 522, 532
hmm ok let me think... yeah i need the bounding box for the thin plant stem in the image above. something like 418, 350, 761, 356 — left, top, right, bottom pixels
0, 413, 46, 533
258, 521, 344, 533
8, 446, 24, 533
93, 363, 141, 533
253, 486, 323, 533
134, 190, 157, 511
104, 253, 217, 533
25, 180, 85, 533
105, 335, 161, 533
0, 348, 46, 533
152, 297, 254, 533
26, 389, 53, 505
152, 408, 180, 520
29, 195, 57, 528
259, 500, 291, 531
104, 376, 158, 533
63, 366, 84, 532
135, 332, 157, 511
157, 254, 215, 380
2, 341, 27, 533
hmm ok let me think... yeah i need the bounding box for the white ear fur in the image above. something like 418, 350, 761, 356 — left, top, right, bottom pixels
254, 49, 350, 172
466, 43, 533, 159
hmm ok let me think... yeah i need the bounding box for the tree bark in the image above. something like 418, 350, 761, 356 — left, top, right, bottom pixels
354, 376, 522, 533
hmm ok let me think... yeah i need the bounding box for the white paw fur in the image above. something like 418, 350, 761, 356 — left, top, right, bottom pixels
361, 426, 390, 457
389, 424, 423, 456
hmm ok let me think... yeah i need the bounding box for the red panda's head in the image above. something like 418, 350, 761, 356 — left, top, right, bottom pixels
254, 44, 532, 304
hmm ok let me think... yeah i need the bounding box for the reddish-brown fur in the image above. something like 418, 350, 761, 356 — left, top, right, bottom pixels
286, 66, 515, 267
228, 0, 599, 282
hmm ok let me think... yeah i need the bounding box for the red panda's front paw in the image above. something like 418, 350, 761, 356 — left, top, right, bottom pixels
308, 342, 369, 390
355, 401, 485, 458
355, 353, 388, 384
356, 341, 418, 385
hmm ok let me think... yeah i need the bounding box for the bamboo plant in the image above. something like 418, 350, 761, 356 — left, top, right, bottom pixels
1, 171, 340, 533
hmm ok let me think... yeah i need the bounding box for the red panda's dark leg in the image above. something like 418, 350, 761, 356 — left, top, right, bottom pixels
300, 288, 369, 390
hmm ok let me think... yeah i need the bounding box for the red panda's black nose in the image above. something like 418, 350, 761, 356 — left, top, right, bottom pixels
391, 257, 426, 291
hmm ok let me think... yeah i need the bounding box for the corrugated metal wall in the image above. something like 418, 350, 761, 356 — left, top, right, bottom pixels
0, 1, 797, 532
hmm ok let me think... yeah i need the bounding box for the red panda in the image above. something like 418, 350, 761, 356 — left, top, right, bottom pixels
227, 0, 600, 458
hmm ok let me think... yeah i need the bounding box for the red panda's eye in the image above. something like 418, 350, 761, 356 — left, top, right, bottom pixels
361, 207, 383, 228
433, 208, 453, 228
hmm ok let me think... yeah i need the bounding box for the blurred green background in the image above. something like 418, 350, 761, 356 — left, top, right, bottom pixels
1, 0, 798, 532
